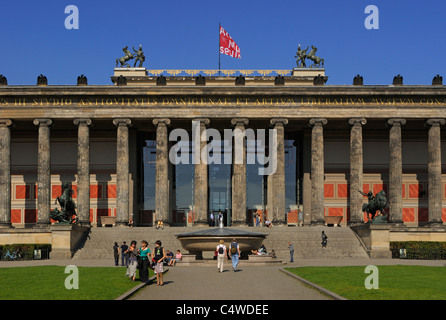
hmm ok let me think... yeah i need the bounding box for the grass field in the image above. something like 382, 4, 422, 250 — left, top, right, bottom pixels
285, 265, 446, 300
0, 266, 153, 300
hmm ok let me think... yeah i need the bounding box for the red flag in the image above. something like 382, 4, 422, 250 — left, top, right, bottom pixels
219, 25, 241, 59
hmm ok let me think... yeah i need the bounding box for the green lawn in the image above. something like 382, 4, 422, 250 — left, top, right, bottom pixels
285, 265, 446, 300
0, 266, 153, 300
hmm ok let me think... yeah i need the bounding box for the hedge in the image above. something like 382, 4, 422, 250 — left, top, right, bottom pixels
390, 241, 446, 260
0, 244, 52, 260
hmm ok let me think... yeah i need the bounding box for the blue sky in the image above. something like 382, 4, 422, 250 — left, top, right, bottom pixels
0, 0, 445, 85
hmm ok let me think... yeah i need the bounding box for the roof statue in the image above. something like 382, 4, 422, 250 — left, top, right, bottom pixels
116, 45, 146, 68
295, 44, 324, 68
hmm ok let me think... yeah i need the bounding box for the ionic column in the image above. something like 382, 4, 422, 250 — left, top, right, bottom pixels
387, 118, 406, 224
426, 119, 445, 226
309, 118, 327, 225
0, 120, 12, 228
113, 118, 131, 226
33, 119, 52, 227
74, 118, 92, 226
231, 118, 249, 226
349, 118, 367, 224
153, 118, 171, 225
268, 118, 288, 223
193, 118, 210, 225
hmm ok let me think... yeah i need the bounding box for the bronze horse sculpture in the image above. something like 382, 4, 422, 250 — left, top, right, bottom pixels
306, 45, 324, 68
358, 189, 388, 223
116, 46, 134, 67
50, 183, 78, 224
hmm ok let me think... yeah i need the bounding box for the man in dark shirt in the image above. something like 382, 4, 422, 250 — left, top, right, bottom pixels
288, 242, 294, 263
121, 241, 129, 266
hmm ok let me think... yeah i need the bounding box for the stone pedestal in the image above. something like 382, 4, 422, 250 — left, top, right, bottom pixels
113, 68, 147, 77
33, 119, 52, 228
113, 119, 131, 226
291, 68, 325, 77
74, 119, 92, 226
0, 120, 12, 228
50, 224, 90, 259
309, 118, 327, 225
351, 224, 392, 259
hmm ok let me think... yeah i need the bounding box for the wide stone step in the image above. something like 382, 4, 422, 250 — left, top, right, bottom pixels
72, 226, 369, 260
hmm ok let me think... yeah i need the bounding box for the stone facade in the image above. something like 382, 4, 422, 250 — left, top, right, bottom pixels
0, 69, 445, 230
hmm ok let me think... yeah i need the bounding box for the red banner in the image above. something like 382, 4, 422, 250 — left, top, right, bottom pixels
219, 25, 241, 59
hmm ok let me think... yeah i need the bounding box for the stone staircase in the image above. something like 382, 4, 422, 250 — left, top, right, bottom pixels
72, 225, 369, 260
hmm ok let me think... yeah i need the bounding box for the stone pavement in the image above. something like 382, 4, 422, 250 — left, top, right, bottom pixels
131, 264, 330, 300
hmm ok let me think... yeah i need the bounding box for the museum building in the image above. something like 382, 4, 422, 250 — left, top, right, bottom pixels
0, 67, 445, 231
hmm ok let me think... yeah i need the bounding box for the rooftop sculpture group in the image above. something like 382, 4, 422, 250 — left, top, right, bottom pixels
116, 45, 146, 68
295, 44, 324, 68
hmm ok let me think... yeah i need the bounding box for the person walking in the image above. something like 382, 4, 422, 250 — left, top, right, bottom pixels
216, 240, 227, 273
229, 238, 241, 272
288, 241, 294, 262
210, 212, 214, 227
139, 240, 151, 283
125, 240, 139, 281
218, 212, 223, 227
321, 231, 328, 248
113, 242, 120, 266
120, 241, 129, 266
153, 240, 167, 286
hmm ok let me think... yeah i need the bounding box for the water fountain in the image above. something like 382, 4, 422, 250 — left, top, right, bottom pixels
176, 221, 267, 260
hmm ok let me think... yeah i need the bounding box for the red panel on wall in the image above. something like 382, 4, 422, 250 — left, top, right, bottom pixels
337, 184, 349, 198
106, 185, 117, 199
442, 208, 446, 222
16, 185, 30, 200
52, 185, 62, 199
97, 208, 110, 217
71, 185, 77, 199
373, 184, 387, 195
34, 185, 38, 199
324, 184, 334, 198
408, 184, 421, 199
24, 209, 37, 223
11, 209, 21, 223
402, 184, 406, 199
402, 208, 415, 222
90, 185, 103, 199
328, 207, 344, 216
418, 208, 429, 223
362, 184, 370, 194
90, 209, 94, 222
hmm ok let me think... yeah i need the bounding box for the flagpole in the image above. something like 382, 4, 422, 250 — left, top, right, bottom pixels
218, 22, 221, 76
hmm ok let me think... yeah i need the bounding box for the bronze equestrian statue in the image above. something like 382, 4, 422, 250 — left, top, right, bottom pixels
358, 189, 388, 223
50, 183, 78, 224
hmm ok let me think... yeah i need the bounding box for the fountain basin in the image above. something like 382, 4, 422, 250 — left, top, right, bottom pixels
176, 227, 267, 252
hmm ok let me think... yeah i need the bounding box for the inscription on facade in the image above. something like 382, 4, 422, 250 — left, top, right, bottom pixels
1, 96, 446, 108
